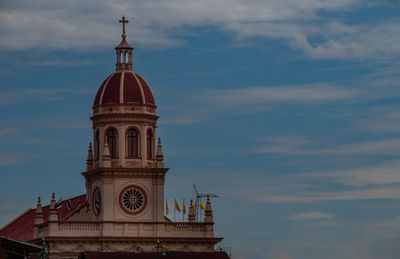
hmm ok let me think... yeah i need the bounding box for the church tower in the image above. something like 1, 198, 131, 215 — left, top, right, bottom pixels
83, 16, 166, 224
0, 17, 227, 259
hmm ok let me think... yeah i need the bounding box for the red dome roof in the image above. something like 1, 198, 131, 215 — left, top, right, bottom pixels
93, 72, 155, 107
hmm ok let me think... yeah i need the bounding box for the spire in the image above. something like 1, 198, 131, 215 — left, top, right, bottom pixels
156, 138, 164, 168
48, 192, 58, 221
50, 192, 56, 209
86, 142, 94, 171
34, 196, 44, 225
115, 16, 133, 72
119, 16, 129, 40
102, 142, 111, 168
204, 195, 214, 223
33, 196, 44, 238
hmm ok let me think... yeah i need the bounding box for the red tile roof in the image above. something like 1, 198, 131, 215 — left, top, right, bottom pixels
93, 72, 155, 107
0, 194, 86, 242
115, 38, 133, 50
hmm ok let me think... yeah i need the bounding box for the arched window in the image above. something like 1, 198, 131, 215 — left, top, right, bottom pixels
127, 128, 139, 158
106, 128, 118, 158
95, 129, 100, 160
147, 129, 153, 159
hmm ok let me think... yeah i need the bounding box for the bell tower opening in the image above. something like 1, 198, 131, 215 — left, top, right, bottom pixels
127, 127, 139, 158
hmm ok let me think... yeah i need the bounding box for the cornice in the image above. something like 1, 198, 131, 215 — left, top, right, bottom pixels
91, 113, 159, 122
35, 236, 224, 243
82, 167, 169, 178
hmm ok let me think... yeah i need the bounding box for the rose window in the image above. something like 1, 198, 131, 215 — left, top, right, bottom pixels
119, 185, 147, 214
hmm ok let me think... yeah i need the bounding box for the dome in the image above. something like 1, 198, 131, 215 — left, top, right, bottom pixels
93, 71, 156, 107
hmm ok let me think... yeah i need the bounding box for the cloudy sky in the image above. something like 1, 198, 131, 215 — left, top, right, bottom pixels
1, 0, 400, 258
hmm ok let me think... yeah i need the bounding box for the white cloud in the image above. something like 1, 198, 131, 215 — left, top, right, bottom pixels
160, 84, 359, 124
19, 115, 90, 130
305, 160, 400, 186
199, 166, 400, 203
0, 153, 23, 165
23, 59, 93, 67
1, 0, 399, 60
302, 221, 343, 227
286, 211, 335, 221
254, 137, 400, 157
366, 216, 400, 239
203, 84, 359, 107
0, 88, 91, 106
236, 185, 400, 203
356, 109, 400, 133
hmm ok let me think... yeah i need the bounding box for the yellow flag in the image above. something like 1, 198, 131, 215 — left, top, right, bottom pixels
166, 199, 169, 215
200, 199, 206, 210
174, 199, 181, 212
190, 200, 195, 214
182, 199, 186, 215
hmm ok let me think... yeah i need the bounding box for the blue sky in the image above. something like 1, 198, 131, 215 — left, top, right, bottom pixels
1, 0, 400, 258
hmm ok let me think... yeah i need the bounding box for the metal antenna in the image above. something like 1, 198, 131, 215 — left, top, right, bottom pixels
193, 184, 218, 221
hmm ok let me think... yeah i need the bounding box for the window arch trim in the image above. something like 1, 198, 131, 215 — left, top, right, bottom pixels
95, 129, 100, 160
146, 128, 154, 159
126, 126, 140, 158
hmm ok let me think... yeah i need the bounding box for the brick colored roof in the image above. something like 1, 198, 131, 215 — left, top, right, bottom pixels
0, 195, 86, 242
115, 38, 133, 50
93, 72, 155, 107
79, 251, 231, 259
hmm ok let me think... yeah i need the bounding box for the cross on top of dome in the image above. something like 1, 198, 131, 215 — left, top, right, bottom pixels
119, 16, 129, 40
115, 16, 134, 71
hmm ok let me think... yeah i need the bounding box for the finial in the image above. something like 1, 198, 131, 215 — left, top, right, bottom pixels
205, 195, 214, 223
102, 142, 111, 168
49, 193, 58, 220
49, 192, 57, 212
115, 16, 134, 71
34, 196, 44, 230
119, 16, 129, 40
87, 142, 94, 171
37, 196, 41, 205
156, 138, 164, 158
156, 138, 164, 168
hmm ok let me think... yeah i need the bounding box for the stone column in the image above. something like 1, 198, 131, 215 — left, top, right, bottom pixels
118, 125, 126, 167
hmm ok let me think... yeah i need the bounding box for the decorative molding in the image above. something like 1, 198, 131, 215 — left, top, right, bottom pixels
82, 168, 168, 180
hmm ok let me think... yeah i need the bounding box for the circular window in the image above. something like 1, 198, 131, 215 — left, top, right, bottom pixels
92, 187, 101, 216
119, 185, 148, 215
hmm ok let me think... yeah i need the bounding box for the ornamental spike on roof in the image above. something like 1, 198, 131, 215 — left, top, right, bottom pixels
115, 16, 133, 50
